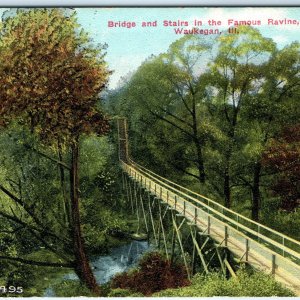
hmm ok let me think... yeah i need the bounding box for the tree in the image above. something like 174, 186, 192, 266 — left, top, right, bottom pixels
109, 36, 212, 186
262, 124, 300, 211
237, 42, 300, 220
0, 8, 110, 294
206, 26, 276, 209
108, 26, 300, 224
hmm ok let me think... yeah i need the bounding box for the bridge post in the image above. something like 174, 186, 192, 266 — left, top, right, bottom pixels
191, 227, 209, 274
170, 210, 176, 265
171, 226, 176, 264
191, 226, 198, 275
272, 254, 276, 275
148, 192, 158, 246
124, 174, 134, 214
245, 238, 249, 262
117, 117, 129, 162
133, 179, 137, 215
139, 183, 149, 234
131, 178, 140, 232
216, 246, 226, 276
171, 211, 191, 280
224, 226, 228, 247
158, 198, 169, 259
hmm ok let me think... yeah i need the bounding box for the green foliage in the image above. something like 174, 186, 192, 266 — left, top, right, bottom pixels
0, 124, 126, 294
0, 250, 71, 297
108, 25, 300, 227
52, 280, 95, 297
153, 269, 295, 297
230, 268, 295, 296
78, 134, 135, 254
0, 127, 70, 255
0, 8, 110, 295
0, 11, 299, 297
262, 204, 300, 240
108, 288, 143, 297
80, 135, 114, 180
82, 210, 130, 254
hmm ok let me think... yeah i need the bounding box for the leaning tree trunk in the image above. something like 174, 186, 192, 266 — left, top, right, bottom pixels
70, 141, 100, 295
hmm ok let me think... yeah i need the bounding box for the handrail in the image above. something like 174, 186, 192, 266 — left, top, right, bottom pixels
122, 159, 300, 264
129, 158, 300, 249
129, 158, 214, 202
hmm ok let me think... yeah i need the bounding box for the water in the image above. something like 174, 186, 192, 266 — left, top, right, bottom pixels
44, 240, 151, 296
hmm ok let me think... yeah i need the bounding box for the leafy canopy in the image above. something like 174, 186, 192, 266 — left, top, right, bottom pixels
0, 8, 110, 144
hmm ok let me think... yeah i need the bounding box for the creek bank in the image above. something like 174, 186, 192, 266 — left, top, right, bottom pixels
108, 228, 148, 241
44, 240, 152, 297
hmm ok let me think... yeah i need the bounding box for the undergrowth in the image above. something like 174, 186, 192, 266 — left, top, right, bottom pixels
111, 251, 190, 295
153, 267, 295, 297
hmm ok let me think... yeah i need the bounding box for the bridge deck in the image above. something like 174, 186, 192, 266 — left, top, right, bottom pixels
121, 160, 300, 295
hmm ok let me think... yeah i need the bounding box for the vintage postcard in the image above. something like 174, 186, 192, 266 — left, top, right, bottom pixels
0, 6, 299, 297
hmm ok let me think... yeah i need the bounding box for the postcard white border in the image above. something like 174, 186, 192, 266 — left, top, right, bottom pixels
0, 0, 300, 6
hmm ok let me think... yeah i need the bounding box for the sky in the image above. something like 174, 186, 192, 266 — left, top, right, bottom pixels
73, 7, 300, 89
1, 7, 300, 89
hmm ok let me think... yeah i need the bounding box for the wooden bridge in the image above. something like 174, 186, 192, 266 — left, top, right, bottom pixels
117, 118, 300, 295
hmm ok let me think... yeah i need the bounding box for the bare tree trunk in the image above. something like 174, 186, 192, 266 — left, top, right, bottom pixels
191, 97, 205, 184
251, 162, 261, 221
224, 166, 231, 208
70, 141, 100, 295
223, 144, 233, 209
57, 140, 70, 226
193, 137, 205, 184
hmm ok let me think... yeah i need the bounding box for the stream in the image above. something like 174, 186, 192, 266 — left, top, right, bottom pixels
44, 240, 152, 297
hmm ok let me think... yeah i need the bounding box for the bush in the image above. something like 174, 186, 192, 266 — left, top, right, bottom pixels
262, 208, 300, 241
229, 268, 295, 296
153, 273, 230, 297
108, 288, 143, 297
153, 268, 295, 297
52, 280, 95, 297
111, 251, 190, 295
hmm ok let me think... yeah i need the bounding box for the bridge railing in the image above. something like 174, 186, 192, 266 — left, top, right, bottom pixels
123, 159, 300, 267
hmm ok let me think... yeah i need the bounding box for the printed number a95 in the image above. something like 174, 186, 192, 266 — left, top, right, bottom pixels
0, 286, 23, 294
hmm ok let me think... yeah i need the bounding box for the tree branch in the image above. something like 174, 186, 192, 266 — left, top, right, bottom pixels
158, 105, 194, 129
0, 211, 72, 261
149, 109, 194, 139
0, 255, 74, 268
0, 209, 68, 245
23, 144, 71, 170
0, 184, 66, 242
168, 77, 194, 115
170, 162, 200, 180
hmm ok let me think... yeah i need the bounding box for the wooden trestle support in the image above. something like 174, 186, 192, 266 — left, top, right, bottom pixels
122, 171, 237, 280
